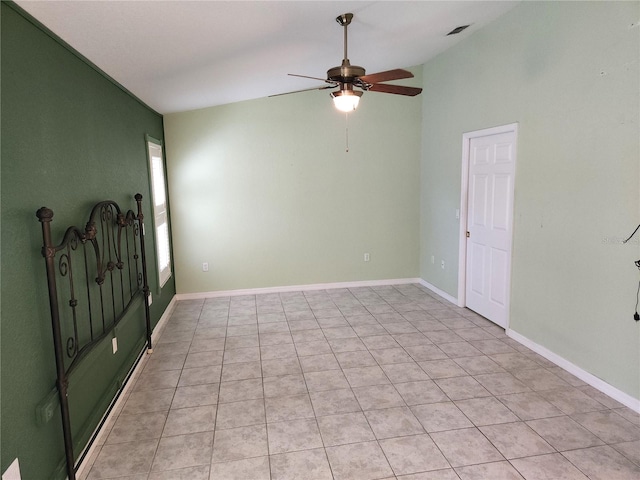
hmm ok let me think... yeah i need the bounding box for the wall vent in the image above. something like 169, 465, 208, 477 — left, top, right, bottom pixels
447, 25, 470, 35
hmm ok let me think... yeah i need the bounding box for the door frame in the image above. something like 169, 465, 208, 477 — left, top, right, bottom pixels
457, 123, 518, 323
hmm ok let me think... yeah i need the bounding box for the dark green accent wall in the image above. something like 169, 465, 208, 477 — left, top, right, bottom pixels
1, 3, 175, 479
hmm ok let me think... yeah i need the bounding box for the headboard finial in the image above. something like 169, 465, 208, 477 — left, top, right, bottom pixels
36, 207, 54, 222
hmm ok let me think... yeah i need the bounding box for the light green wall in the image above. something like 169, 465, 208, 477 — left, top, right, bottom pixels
164, 70, 422, 293
420, 1, 639, 399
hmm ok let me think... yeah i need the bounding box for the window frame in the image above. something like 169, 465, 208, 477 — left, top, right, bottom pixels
145, 135, 172, 289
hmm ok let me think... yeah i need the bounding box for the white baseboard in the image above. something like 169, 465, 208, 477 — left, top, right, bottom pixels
150, 295, 178, 345
175, 278, 423, 301
75, 295, 177, 478
507, 328, 640, 413
416, 280, 639, 413
417, 278, 459, 306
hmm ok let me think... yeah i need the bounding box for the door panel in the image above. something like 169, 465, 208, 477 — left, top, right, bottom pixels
492, 174, 511, 231
490, 247, 508, 306
470, 243, 486, 296
471, 174, 489, 227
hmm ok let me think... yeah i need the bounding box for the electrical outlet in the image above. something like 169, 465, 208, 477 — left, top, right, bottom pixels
112, 337, 118, 354
441, 260, 445, 269
35, 389, 57, 425
363, 253, 370, 262
41, 403, 55, 424
2, 458, 21, 480
202, 262, 209, 272
431, 255, 435, 264
456, 209, 460, 220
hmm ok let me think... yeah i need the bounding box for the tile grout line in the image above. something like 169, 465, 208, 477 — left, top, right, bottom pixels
294, 291, 336, 479
254, 299, 275, 480
207, 296, 229, 478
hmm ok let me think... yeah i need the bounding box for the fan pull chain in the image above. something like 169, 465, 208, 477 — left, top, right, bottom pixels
345, 112, 349, 153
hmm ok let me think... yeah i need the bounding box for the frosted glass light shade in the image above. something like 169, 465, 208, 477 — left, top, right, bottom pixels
331, 90, 362, 112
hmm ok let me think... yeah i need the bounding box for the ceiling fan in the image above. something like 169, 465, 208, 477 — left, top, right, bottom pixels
273, 13, 422, 112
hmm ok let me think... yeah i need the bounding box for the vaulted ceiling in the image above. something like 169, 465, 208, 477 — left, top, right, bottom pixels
16, 1, 518, 114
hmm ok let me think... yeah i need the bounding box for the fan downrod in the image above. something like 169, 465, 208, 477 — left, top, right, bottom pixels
328, 13, 365, 82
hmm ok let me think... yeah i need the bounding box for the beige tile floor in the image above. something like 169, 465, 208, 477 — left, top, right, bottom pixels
82, 284, 640, 480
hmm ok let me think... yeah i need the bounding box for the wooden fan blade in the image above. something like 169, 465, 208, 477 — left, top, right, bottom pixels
288, 73, 335, 84
367, 83, 422, 96
269, 85, 335, 98
358, 69, 413, 84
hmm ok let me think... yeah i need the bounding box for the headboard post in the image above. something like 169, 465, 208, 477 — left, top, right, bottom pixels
36, 207, 77, 480
135, 193, 153, 353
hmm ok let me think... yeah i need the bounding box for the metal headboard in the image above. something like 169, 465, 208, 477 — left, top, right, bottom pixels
36, 193, 152, 480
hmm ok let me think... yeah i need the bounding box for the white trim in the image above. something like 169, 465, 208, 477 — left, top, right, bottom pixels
175, 278, 423, 301
417, 278, 459, 306
2, 459, 21, 480
75, 295, 177, 479
458, 132, 471, 306
507, 328, 640, 413
150, 295, 178, 345
146, 138, 172, 289
458, 122, 519, 321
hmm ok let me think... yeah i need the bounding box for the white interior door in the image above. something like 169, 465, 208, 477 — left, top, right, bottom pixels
465, 129, 516, 328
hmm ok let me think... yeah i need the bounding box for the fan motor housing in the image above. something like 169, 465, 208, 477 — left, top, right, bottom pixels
327, 63, 366, 82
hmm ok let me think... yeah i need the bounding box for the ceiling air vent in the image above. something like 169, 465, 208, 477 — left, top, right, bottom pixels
447, 25, 470, 36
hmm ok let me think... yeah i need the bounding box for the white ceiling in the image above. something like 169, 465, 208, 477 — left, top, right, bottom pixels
16, 1, 518, 114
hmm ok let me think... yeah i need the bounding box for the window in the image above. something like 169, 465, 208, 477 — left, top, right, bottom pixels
146, 136, 172, 287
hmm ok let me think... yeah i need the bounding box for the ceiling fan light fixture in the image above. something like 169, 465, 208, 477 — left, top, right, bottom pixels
273, 12, 422, 108
331, 89, 362, 112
